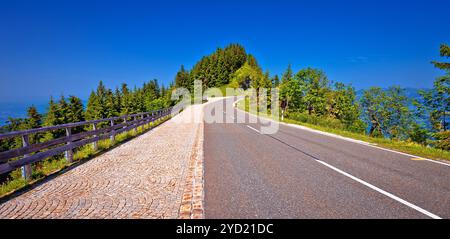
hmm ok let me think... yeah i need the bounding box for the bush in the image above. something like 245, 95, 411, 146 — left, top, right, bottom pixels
433, 131, 450, 150
408, 124, 429, 145
346, 119, 367, 134
286, 111, 368, 134
287, 112, 345, 129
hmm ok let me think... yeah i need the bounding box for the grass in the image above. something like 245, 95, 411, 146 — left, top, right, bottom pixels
0, 116, 171, 198
236, 98, 450, 162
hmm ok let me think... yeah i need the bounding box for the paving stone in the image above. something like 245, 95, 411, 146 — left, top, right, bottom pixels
0, 104, 206, 219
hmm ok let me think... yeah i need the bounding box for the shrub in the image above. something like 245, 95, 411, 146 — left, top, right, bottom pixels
433, 131, 450, 150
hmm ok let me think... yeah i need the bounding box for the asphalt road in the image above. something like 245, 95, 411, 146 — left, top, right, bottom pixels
204, 97, 450, 219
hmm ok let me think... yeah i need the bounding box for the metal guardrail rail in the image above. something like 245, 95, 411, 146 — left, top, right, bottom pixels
0, 107, 174, 180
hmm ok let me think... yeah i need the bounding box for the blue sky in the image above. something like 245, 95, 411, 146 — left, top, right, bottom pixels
0, 0, 449, 103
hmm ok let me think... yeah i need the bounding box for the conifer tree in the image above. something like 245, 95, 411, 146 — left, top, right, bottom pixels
85, 91, 101, 120
67, 95, 84, 133
44, 97, 63, 139
25, 105, 43, 143
58, 95, 69, 124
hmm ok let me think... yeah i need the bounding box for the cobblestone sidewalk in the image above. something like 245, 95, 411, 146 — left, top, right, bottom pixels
0, 104, 205, 219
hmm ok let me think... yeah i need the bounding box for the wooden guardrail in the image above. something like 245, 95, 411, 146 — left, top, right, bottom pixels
0, 107, 174, 180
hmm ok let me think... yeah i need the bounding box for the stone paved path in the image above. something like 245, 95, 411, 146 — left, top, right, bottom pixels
0, 104, 205, 219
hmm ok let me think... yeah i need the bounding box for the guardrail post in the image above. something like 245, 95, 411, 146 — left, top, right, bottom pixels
134, 116, 138, 133
92, 123, 98, 151
21, 134, 32, 181
110, 120, 115, 144
65, 128, 73, 163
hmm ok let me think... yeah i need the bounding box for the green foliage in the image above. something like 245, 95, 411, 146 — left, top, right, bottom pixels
431, 44, 450, 71
272, 75, 280, 87
279, 64, 302, 110
360, 86, 413, 139
230, 62, 263, 90
175, 65, 190, 89
25, 105, 43, 144
67, 96, 84, 123
85, 91, 100, 120
84, 79, 170, 121
295, 68, 330, 115
433, 131, 450, 150
328, 82, 360, 126
408, 123, 429, 145
188, 44, 248, 89
415, 43, 450, 143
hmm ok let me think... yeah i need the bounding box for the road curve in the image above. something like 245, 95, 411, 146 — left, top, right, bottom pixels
204, 97, 450, 219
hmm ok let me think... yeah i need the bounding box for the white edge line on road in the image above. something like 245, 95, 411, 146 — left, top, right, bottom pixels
233, 99, 443, 219
315, 160, 442, 219
245, 110, 442, 219
246, 125, 260, 134
233, 99, 450, 167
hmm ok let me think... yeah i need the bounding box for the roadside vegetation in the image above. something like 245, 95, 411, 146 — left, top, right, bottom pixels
0, 79, 175, 197
178, 43, 450, 160
1, 43, 449, 196
0, 117, 170, 197
237, 97, 450, 161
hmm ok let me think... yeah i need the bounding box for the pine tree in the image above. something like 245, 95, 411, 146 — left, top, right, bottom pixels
67, 95, 84, 133
114, 87, 122, 116
175, 65, 190, 89
105, 89, 118, 118
120, 83, 131, 115
85, 91, 101, 120
432, 44, 450, 71
44, 97, 63, 139
272, 75, 280, 87
58, 95, 69, 124
279, 64, 301, 111
44, 97, 60, 127
25, 105, 42, 144
26, 105, 42, 129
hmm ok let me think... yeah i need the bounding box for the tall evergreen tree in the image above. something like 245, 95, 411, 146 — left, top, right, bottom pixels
67, 95, 85, 133
26, 105, 42, 129
175, 65, 190, 89
44, 96, 64, 139
25, 105, 43, 144
120, 83, 131, 115
279, 64, 301, 111
58, 95, 69, 124
85, 91, 101, 120
272, 75, 280, 87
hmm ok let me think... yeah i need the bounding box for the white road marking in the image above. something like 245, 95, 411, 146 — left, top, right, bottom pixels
366, 145, 450, 167
233, 99, 450, 167
233, 99, 443, 219
246, 125, 260, 134
315, 159, 442, 219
